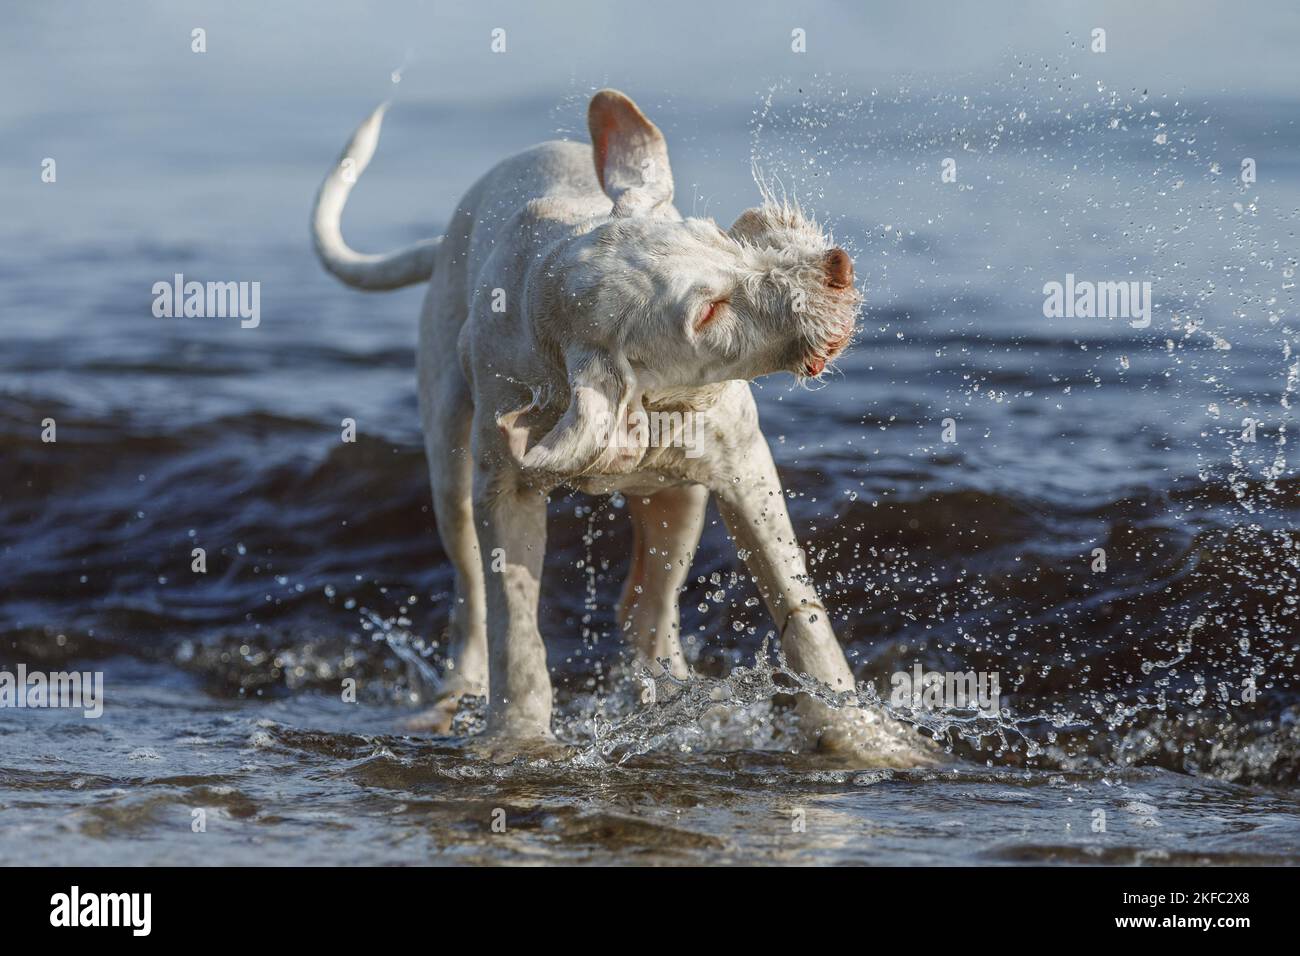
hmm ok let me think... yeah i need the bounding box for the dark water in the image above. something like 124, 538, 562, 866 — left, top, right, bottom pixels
3, 12, 1300, 863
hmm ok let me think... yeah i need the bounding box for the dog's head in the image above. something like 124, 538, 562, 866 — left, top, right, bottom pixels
512, 90, 861, 476
577, 90, 860, 385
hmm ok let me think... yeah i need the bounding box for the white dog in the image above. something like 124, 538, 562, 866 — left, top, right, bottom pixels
312, 90, 921, 763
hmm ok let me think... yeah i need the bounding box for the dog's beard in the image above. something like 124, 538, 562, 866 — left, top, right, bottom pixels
728, 214, 862, 380
782, 280, 861, 379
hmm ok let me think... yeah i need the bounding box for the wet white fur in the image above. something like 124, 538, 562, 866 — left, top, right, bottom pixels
313, 90, 922, 763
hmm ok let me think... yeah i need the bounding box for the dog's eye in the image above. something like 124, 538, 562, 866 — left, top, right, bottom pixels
694, 299, 727, 333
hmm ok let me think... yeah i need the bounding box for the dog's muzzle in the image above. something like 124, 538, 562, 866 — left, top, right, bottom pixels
802, 247, 856, 377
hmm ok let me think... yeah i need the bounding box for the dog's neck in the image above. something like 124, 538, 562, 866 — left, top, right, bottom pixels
641, 382, 732, 413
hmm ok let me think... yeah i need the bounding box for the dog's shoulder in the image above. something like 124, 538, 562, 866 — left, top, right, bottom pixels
468, 141, 605, 215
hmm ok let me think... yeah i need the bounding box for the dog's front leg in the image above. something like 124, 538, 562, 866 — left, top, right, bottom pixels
472, 470, 554, 743
714, 429, 927, 764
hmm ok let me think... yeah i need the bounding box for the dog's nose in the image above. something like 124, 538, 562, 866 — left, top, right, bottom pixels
823, 248, 853, 290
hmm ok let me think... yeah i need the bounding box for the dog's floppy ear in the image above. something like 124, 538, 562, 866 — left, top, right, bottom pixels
497, 347, 645, 476
728, 207, 769, 244
588, 90, 673, 218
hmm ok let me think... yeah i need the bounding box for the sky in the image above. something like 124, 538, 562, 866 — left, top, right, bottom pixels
3, 0, 1296, 119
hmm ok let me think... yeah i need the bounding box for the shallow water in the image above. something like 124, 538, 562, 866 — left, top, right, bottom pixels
5, 660, 1300, 866
2, 6, 1300, 865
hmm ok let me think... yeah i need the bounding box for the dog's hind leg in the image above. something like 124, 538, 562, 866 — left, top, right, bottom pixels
617, 484, 706, 682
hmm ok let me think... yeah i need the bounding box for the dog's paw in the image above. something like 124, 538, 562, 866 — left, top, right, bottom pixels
404, 699, 460, 734
405, 683, 485, 735
468, 733, 576, 766
798, 699, 942, 769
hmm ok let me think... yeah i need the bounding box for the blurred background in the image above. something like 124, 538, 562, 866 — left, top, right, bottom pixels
1, 1, 1298, 864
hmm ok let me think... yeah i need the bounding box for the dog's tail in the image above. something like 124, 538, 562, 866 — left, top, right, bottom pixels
311, 103, 439, 291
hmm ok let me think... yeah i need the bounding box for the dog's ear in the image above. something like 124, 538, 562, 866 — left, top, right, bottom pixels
728, 207, 768, 244
497, 348, 645, 475
588, 90, 673, 218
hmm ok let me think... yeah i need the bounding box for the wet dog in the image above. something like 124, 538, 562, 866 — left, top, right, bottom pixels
313, 90, 918, 762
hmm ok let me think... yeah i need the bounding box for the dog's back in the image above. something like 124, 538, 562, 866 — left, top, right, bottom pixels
310, 108, 616, 299
437, 140, 617, 331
